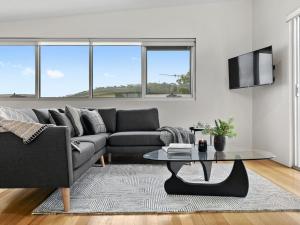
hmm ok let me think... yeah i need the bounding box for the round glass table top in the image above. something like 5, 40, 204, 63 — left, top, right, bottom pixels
143, 146, 275, 162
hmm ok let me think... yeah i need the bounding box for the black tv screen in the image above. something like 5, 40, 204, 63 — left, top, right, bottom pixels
228, 46, 274, 89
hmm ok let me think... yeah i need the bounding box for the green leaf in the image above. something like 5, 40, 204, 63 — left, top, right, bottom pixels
203, 118, 237, 138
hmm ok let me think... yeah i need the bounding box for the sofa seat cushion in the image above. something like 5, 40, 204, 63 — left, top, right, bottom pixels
72, 142, 95, 169
72, 133, 109, 151
108, 131, 164, 146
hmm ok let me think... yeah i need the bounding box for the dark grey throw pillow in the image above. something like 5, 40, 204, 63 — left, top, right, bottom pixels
33, 109, 51, 124
65, 105, 84, 137
49, 110, 75, 137
81, 110, 106, 135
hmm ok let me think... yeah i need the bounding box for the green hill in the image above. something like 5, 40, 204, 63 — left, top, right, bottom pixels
68, 73, 191, 98
68, 82, 190, 98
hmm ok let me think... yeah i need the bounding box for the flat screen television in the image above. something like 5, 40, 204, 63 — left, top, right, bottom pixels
228, 46, 274, 89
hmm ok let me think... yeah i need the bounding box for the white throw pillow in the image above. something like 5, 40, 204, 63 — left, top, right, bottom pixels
0, 106, 35, 122
65, 105, 84, 137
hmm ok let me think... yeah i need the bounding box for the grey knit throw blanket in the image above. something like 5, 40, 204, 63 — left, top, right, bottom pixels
0, 119, 51, 144
157, 126, 195, 146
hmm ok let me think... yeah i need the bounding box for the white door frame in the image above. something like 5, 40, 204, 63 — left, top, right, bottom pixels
288, 11, 300, 169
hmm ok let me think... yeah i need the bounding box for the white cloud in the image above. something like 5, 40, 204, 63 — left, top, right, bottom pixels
103, 72, 116, 78
46, 69, 64, 79
22, 67, 35, 76
0, 61, 31, 72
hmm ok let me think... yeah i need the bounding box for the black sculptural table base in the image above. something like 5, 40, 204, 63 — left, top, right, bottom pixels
164, 160, 249, 197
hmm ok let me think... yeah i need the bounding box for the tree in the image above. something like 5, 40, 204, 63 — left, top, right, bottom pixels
176, 72, 191, 94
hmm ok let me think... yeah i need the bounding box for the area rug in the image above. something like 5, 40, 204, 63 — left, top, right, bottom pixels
33, 163, 300, 214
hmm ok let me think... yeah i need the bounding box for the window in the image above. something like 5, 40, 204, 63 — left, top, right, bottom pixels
146, 47, 192, 97
0, 39, 195, 99
93, 45, 141, 98
0, 45, 35, 97
40, 45, 89, 97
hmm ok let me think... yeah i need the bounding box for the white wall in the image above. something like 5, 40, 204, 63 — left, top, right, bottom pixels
252, 0, 300, 166
0, 0, 253, 148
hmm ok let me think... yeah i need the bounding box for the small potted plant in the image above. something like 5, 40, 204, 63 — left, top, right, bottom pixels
202, 118, 237, 151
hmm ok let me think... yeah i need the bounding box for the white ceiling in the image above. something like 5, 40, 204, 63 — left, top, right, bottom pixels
0, 0, 227, 22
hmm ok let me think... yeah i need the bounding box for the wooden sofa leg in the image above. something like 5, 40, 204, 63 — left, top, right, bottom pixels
60, 188, 70, 212
108, 153, 112, 164
100, 155, 105, 167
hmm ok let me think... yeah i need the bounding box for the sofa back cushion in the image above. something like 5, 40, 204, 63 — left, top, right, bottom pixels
16, 109, 39, 122
116, 108, 160, 132
98, 108, 117, 133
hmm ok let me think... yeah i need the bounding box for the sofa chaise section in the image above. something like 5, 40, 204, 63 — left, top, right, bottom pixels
107, 108, 164, 160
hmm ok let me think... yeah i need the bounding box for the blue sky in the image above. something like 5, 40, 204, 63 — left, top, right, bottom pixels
0, 45, 190, 97
40, 46, 89, 97
93, 46, 141, 89
147, 50, 190, 84
0, 46, 35, 95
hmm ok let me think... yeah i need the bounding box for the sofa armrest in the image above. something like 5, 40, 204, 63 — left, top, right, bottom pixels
0, 126, 73, 188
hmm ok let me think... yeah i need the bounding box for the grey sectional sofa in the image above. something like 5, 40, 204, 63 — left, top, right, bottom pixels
0, 107, 163, 212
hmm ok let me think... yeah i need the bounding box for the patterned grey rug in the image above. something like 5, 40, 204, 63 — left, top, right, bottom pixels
33, 163, 300, 214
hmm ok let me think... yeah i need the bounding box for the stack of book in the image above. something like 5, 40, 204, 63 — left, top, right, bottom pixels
163, 143, 193, 154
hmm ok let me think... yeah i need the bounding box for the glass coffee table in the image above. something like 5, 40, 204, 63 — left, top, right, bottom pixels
143, 146, 275, 197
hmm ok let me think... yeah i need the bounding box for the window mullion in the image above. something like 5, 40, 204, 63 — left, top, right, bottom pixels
141, 46, 147, 98
89, 44, 93, 99
191, 46, 196, 100
35, 45, 40, 99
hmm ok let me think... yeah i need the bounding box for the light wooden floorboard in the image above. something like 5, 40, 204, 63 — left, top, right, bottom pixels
0, 160, 300, 225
